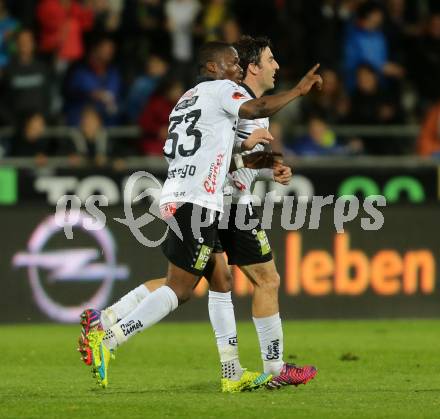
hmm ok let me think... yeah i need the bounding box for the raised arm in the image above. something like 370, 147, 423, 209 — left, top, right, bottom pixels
239, 64, 323, 119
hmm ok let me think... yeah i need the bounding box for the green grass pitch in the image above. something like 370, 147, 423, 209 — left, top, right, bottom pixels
1, 320, 440, 419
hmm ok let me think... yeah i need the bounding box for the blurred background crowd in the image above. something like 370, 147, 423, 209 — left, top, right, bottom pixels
1, 0, 440, 165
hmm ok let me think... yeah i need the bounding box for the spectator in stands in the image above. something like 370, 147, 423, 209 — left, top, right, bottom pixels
409, 13, 440, 107
286, 116, 357, 156
348, 64, 403, 125
343, 0, 405, 92
10, 112, 49, 165
348, 63, 404, 154
125, 53, 169, 122
300, 68, 350, 124
66, 106, 109, 166
65, 37, 121, 126
37, 0, 94, 67
416, 102, 440, 157
138, 78, 184, 155
1, 30, 51, 124
0, 0, 19, 69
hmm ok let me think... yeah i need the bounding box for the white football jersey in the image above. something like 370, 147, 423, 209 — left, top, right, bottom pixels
225, 84, 273, 204
160, 79, 251, 212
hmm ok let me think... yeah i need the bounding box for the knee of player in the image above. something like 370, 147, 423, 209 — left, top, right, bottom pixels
255, 271, 280, 291
176, 288, 193, 304
166, 281, 194, 304
209, 270, 233, 293
224, 271, 233, 291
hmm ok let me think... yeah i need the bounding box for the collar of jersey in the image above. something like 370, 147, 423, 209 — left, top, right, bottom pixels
240, 82, 256, 98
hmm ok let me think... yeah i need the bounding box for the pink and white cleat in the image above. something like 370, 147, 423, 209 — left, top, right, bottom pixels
266, 363, 317, 389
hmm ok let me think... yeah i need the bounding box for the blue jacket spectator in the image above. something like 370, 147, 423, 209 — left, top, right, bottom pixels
343, 2, 388, 92
65, 38, 121, 126
343, 1, 405, 93
344, 23, 387, 91
125, 54, 169, 122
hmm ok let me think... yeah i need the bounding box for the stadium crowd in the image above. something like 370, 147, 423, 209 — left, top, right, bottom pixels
0, 0, 440, 163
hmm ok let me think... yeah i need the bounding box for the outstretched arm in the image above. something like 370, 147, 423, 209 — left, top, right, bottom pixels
239, 64, 323, 119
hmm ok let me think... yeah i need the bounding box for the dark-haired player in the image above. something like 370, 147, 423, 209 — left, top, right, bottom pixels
81, 40, 322, 389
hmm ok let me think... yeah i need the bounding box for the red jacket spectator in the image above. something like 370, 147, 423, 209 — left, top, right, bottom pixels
138, 95, 174, 155
37, 0, 94, 62
138, 80, 184, 155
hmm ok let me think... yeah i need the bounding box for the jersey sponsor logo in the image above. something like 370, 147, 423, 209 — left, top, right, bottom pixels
194, 244, 213, 271
257, 230, 271, 255
266, 339, 280, 360
232, 91, 245, 99
121, 319, 144, 336
174, 96, 199, 111
168, 164, 196, 179
204, 154, 224, 194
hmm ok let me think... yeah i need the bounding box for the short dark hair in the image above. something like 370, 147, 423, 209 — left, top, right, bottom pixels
234, 35, 272, 77
197, 41, 232, 71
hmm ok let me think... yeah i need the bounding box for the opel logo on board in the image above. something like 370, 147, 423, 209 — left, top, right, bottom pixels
12, 211, 129, 323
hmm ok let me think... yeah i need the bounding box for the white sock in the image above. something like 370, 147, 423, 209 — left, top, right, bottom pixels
104, 286, 178, 350
208, 291, 243, 381
253, 313, 284, 376
101, 284, 150, 329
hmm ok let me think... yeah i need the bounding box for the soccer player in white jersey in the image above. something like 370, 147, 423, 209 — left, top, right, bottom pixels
212, 36, 317, 389
80, 41, 322, 389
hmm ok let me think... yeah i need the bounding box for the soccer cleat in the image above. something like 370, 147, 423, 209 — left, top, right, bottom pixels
266, 363, 317, 389
78, 309, 103, 365
247, 371, 273, 391
88, 329, 112, 388
221, 370, 272, 393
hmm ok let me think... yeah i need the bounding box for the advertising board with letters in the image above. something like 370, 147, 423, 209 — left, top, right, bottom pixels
1, 163, 439, 322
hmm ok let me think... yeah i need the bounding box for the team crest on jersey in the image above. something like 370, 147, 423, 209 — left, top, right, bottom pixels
232, 91, 245, 99
204, 153, 224, 194
175, 96, 199, 111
